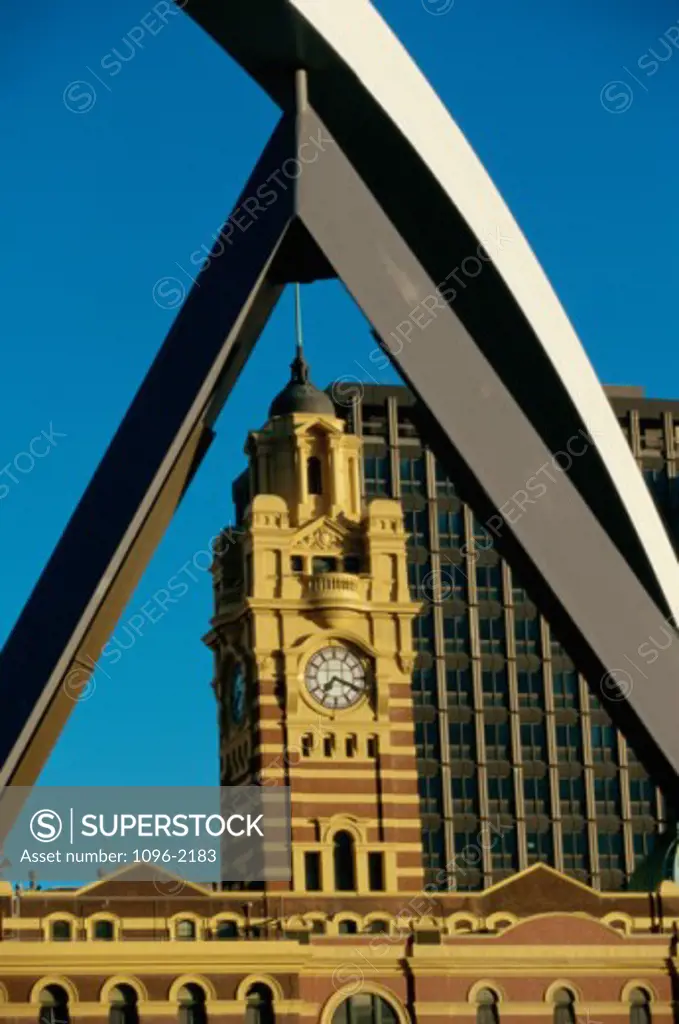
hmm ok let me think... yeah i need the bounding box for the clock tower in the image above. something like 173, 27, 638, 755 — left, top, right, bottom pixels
206, 340, 424, 899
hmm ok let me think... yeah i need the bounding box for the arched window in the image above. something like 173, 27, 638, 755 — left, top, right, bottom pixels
108, 985, 139, 1024
215, 920, 239, 940
331, 993, 399, 1023
365, 919, 389, 934
93, 919, 115, 940
334, 831, 356, 891
51, 920, 72, 941
176, 919, 197, 940
245, 984, 274, 1024
476, 988, 499, 1024
38, 985, 70, 1024
177, 984, 207, 1024
553, 989, 576, 1024
307, 457, 323, 495
338, 920, 358, 935
629, 989, 652, 1024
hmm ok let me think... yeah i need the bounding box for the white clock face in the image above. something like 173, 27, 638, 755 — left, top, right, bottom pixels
305, 645, 367, 709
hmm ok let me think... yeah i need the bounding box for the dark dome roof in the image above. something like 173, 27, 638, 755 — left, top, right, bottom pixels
269, 347, 334, 418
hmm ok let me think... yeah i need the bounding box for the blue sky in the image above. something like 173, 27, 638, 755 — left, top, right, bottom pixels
2, 0, 678, 787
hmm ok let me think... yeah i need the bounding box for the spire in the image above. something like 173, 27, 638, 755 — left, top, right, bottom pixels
291, 282, 310, 384
268, 284, 335, 419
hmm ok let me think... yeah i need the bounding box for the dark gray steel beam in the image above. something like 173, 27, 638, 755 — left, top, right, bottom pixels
0, 115, 298, 793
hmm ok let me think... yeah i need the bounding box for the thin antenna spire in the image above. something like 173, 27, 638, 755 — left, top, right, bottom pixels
294, 281, 304, 359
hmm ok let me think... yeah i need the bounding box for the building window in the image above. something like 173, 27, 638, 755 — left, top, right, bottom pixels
517, 669, 543, 707
346, 735, 357, 757
556, 724, 583, 763
526, 828, 553, 864
405, 508, 429, 547
553, 989, 576, 1024
482, 668, 508, 707
559, 775, 585, 816
629, 776, 654, 816
523, 775, 550, 815
245, 984, 275, 1024
313, 556, 338, 574
594, 776, 621, 816
591, 724, 616, 762
629, 988, 652, 1024
412, 666, 437, 707
364, 455, 390, 496
491, 827, 518, 873
367, 736, 378, 758
368, 852, 385, 891
633, 830, 656, 865
365, 919, 389, 934
476, 989, 499, 1024
307, 456, 322, 495
400, 456, 426, 493
452, 774, 478, 815
178, 985, 207, 1024
598, 830, 624, 872
487, 773, 514, 816
50, 919, 72, 941
444, 613, 470, 653
332, 994, 399, 1024
416, 721, 441, 760
301, 734, 312, 757
39, 986, 70, 1024
93, 919, 115, 940
520, 720, 547, 762
479, 616, 505, 655
476, 563, 502, 601
334, 831, 356, 891
422, 560, 467, 602
176, 918, 197, 940
438, 509, 464, 548
484, 720, 510, 762
409, 561, 433, 601
109, 985, 139, 1024
552, 670, 578, 709
562, 831, 588, 873
514, 616, 539, 656
435, 461, 456, 495
419, 773, 444, 815
448, 720, 475, 760
323, 735, 335, 757
290, 555, 304, 573
446, 668, 473, 706
412, 612, 435, 652
305, 851, 322, 891
215, 920, 239, 939
338, 919, 358, 935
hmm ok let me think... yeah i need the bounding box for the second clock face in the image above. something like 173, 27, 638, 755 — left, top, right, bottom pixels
305, 645, 367, 709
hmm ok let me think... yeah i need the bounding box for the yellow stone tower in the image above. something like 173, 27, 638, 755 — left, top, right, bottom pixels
206, 331, 424, 900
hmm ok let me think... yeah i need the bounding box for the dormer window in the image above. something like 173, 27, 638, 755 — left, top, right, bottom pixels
307, 456, 323, 495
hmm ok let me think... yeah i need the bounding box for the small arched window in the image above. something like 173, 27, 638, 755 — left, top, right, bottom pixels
553, 988, 576, 1024
476, 988, 499, 1024
629, 988, 652, 1024
338, 919, 358, 935
109, 985, 139, 1024
334, 831, 356, 892
93, 919, 115, 941
245, 984, 275, 1024
38, 985, 70, 1024
365, 919, 389, 934
176, 919, 197, 940
331, 994, 398, 1024
177, 984, 207, 1024
307, 457, 322, 495
51, 919, 72, 941
216, 920, 239, 940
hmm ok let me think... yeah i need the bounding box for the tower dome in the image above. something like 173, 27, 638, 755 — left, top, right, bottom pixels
268, 344, 334, 419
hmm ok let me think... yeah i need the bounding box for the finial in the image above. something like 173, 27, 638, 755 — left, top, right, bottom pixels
291, 283, 309, 383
